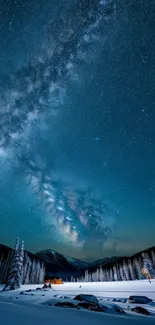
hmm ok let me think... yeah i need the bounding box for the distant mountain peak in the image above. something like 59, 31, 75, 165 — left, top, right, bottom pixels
1, 244, 155, 278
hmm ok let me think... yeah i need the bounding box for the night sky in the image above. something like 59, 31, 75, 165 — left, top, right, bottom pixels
0, 0, 155, 261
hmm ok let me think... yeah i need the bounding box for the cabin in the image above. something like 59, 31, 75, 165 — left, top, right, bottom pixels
45, 276, 63, 284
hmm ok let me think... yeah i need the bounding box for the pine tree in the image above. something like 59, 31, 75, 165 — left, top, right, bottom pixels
106, 269, 110, 281
96, 268, 100, 281
103, 269, 106, 282
0, 254, 5, 283
133, 258, 143, 280
84, 270, 89, 282
151, 250, 155, 268
24, 257, 32, 284
142, 253, 155, 281
19, 241, 24, 284
36, 260, 42, 284
30, 259, 37, 284
138, 255, 144, 278
3, 238, 22, 290
23, 252, 29, 284
128, 260, 135, 280
1, 251, 13, 284
116, 263, 121, 281
113, 265, 118, 281
109, 268, 114, 281
99, 266, 104, 281
91, 271, 96, 282
0, 255, 6, 284
123, 260, 130, 281
39, 262, 45, 284
119, 264, 126, 281
88, 272, 92, 282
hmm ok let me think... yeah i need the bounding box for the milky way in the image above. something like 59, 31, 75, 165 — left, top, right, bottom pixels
0, 0, 117, 256
23, 154, 116, 254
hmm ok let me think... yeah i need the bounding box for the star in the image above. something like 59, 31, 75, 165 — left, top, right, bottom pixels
95, 137, 100, 142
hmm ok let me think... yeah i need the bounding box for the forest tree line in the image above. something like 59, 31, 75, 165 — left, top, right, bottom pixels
73, 249, 155, 283
0, 238, 45, 289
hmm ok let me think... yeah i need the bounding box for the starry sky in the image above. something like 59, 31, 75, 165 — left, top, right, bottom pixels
0, 0, 155, 261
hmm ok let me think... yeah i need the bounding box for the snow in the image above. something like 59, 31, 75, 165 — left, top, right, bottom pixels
0, 280, 155, 324
0, 300, 155, 325
51, 279, 155, 299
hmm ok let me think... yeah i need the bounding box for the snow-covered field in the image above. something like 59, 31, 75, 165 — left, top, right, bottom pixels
0, 280, 155, 324
2, 301, 155, 325
51, 279, 155, 299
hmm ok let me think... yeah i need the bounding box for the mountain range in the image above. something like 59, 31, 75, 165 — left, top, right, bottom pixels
0, 244, 154, 278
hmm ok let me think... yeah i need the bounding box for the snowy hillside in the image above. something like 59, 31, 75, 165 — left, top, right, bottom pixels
36, 250, 89, 270
88, 256, 122, 269
65, 255, 89, 269
35, 249, 82, 276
